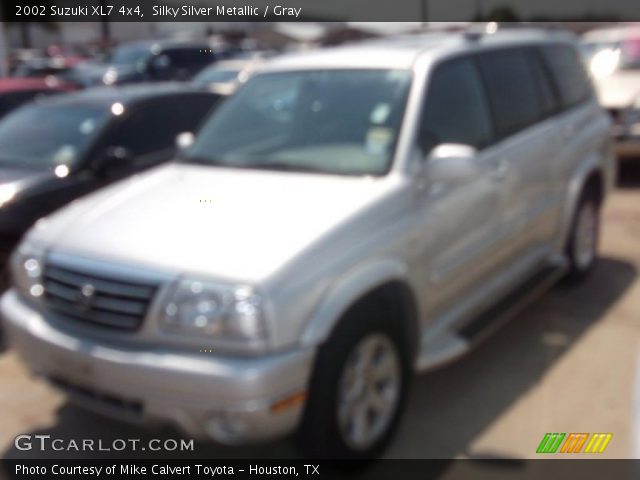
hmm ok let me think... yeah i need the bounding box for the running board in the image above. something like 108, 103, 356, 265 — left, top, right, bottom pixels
416, 260, 567, 371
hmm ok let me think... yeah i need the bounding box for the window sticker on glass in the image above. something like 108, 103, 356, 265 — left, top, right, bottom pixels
366, 127, 393, 156
370, 103, 391, 124
79, 118, 97, 135
53, 145, 77, 165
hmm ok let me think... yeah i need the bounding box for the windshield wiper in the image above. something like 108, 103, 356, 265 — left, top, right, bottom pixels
180, 155, 235, 167
242, 161, 335, 174
181, 156, 335, 174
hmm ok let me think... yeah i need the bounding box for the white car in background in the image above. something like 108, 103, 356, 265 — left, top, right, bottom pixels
583, 24, 640, 157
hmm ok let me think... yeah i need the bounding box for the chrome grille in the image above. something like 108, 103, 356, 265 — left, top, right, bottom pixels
43, 263, 158, 331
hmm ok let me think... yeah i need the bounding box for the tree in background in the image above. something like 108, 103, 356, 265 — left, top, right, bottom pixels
473, 5, 521, 22
99, 0, 111, 46
0, 21, 8, 77
3, 0, 59, 49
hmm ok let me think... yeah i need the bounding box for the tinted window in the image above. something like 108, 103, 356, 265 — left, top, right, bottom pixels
478, 49, 542, 136
0, 104, 107, 168
111, 45, 151, 67
0, 91, 45, 119
105, 100, 185, 156
525, 50, 560, 116
166, 48, 215, 68
419, 58, 493, 154
541, 44, 592, 109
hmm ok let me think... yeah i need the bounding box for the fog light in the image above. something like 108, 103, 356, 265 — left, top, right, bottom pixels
205, 412, 249, 440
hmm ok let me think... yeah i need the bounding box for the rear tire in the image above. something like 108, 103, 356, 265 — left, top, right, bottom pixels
296, 302, 410, 459
565, 187, 601, 281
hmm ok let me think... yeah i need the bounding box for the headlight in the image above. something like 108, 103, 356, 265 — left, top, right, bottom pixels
159, 279, 269, 348
0, 184, 17, 208
102, 68, 118, 85
10, 243, 45, 300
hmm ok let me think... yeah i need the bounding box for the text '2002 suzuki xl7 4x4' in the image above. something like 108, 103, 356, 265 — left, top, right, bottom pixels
2, 28, 615, 458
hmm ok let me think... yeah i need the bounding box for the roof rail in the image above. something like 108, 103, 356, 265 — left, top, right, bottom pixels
463, 22, 572, 42
463, 22, 499, 41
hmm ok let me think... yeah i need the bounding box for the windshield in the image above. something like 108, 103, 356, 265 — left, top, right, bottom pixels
0, 104, 108, 169
582, 37, 640, 75
194, 68, 241, 85
185, 69, 411, 176
110, 45, 151, 67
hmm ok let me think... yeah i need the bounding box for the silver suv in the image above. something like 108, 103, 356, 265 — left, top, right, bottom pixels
1, 29, 615, 458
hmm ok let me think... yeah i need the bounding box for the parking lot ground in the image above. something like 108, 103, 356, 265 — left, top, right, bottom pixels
1, 162, 640, 461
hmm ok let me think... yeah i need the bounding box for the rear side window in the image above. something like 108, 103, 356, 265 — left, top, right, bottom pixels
477, 48, 543, 137
540, 44, 592, 109
525, 49, 560, 117
419, 58, 493, 154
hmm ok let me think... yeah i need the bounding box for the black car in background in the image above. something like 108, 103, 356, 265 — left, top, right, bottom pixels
0, 84, 223, 256
64, 41, 218, 88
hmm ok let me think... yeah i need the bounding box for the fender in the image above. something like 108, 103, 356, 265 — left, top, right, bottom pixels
556, 151, 609, 253
299, 258, 414, 347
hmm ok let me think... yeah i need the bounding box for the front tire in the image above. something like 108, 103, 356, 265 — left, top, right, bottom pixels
296, 303, 410, 459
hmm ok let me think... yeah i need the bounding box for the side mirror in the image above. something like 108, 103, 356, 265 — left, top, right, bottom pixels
425, 143, 478, 184
97, 146, 133, 176
176, 132, 195, 151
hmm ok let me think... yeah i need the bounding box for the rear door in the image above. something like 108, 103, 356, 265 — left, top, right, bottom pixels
476, 46, 563, 268
539, 43, 600, 231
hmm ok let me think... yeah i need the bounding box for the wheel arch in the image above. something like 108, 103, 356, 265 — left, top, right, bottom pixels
300, 259, 421, 361
558, 161, 606, 252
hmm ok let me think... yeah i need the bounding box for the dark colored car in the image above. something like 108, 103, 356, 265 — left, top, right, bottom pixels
0, 78, 77, 120
0, 84, 223, 256
12, 58, 75, 79
65, 41, 217, 88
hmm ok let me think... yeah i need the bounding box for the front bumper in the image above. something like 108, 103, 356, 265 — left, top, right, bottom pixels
1, 289, 315, 444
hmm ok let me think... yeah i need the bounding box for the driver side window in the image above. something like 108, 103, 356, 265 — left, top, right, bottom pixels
418, 57, 493, 155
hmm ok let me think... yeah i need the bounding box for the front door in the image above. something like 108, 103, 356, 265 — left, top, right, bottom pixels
413, 56, 506, 320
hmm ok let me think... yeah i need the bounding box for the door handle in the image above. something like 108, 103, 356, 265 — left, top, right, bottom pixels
491, 158, 509, 181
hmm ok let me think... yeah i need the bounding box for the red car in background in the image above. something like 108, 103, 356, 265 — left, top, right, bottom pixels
0, 77, 77, 120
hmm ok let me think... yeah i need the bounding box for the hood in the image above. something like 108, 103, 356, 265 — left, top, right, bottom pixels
30, 163, 398, 282
593, 71, 640, 108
